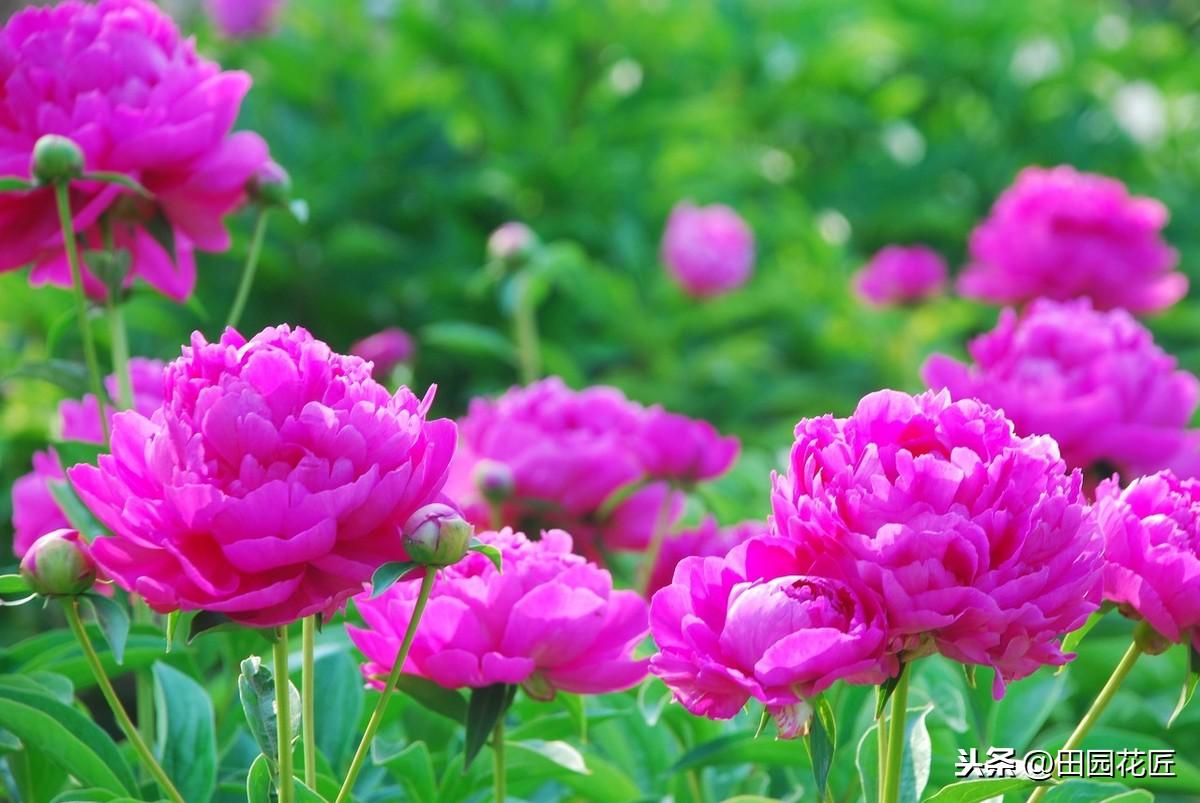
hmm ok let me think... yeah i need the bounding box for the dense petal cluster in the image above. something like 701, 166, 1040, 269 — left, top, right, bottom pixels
0, 0, 270, 300
770, 389, 1103, 695
1096, 471, 1200, 651
645, 518, 768, 597
661, 202, 754, 298
852, 245, 947, 306
923, 299, 1200, 479
349, 528, 648, 697
650, 537, 895, 736
67, 325, 456, 627
958, 166, 1183, 313
350, 328, 414, 381
206, 0, 286, 39
11, 358, 165, 557
636, 408, 740, 484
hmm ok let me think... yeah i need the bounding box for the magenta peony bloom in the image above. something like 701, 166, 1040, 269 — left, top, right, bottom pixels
852, 245, 948, 306
650, 537, 896, 737
645, 518, 768, 597
350, 328, 415, 381
1096, 471, 1200, 651
11, 358, 165, 557
349, 528, 648, 697
923, 299, 1200, 480
661, 202, 755, 298
0, 0, 270, 301
770, 389, 1103, 696
206, 0, 286, 39
636, 408, 740, 484
958, 166, 1184, 313
66, 325, 456, 627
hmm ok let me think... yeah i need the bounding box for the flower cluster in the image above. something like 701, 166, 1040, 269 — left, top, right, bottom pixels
644, 518, 767, 597
852, 245, 947, 306
661, 202, 755, 298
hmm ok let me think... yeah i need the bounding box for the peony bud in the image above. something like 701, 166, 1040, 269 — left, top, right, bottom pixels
472, 459, 514, 505
248, 161, 292, 208
31, 135, 84, 186
486, 222, 537, 265
20, 529, 96, 596
402, 504, 473, 567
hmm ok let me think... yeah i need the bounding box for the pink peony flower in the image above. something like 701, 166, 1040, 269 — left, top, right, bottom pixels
661, 202, 755, 298
0, 0, 270, 301
645, 518, 768, 597
650, 537, 896, 737
486, 221, 536, 263
349, 528, 648, 697
852, 245, 948, 306
636, 408, 740, 484
350, 328, 415, 381
923, 299, 1200, 480
770, 389, 1104, 696
11, 358, 165, 557
66, 325, 456, 628
205, 0, 286, 39
1096, 471, 1200, 651
958, 166, 1184, 313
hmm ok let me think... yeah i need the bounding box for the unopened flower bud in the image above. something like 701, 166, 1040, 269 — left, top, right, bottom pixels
473, 459, 514, 505
486, 222, 537, 265
31, 135, 85, 186
248, 161, 292, 208
403, 504, 473, 567
20, 529, 96, 596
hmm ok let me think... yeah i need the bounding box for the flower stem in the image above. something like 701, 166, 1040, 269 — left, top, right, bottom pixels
54, 184, 108, 443
513, 273, 541, 384
634, 486, 676, 596
301, 616, 317, 789
63, 598, 184, 803
493, 716, 506, 802
1026, 636, 1145, 803
881, 667, 910, 803
104, 296, 134, 409
274, 627, 295, 803
875, 688, 888, 798
132, 599, 156, 747
226, 208, 269, 331
335, 569, 438, 803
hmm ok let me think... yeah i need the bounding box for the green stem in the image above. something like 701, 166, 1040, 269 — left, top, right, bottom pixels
493, 716, 506, 802
54, 184, 108, 443
513, 273, 541, 384
301, 616, 317, 789
875, 688, 888, 798
1026, 636, 1145, 803
105, 297, 133, 409
225, 208, 269, 331
685, 768, 704, 803
881, 668, 910, 803
335, 570, 438, 803
63, 599, 184, 803
634, 486, 676, 596
274, 628, 295, 803
132, 599, 156, 748
488, 501, 503, 531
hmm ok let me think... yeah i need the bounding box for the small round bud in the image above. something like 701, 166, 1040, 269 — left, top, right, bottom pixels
473, 459, 514, 505
486, 221, 537, 265
20, 529, 96, 597
31, 135, 85, 185
402, 504, 473, 567
248, 161, 292, 207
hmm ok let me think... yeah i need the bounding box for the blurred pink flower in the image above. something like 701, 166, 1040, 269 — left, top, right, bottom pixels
1096, 471, 1200, 651
771, 389, 1103, 696
958, 166, 1183, 313
852, 245, 947, 306
661, 202, 755, 298
644, 518, 767, 597
636, 408, 740, 484
0, 0, 270, 301
650, 537, 895, 737
349, 528, 648, 697
486, 221, 536, 262
350, 328, 415, 380
67, 325, 456, 627
923, 299, 1200, 480
206, 0, 286, 39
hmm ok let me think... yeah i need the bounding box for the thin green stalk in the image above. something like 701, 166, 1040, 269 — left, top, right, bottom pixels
513, 273, 541, 384
105, 298, 133, 409
226, 208, 269, 331
274, 627, 295, 803
875, 688, 888, 798
881, 668, 910, 803
54, 184, 108, 443
493, 717, 506, 802
685, 768, 704, 803
63, 599, 184, 803
132, 600, 156, 747
488, 501, 503, 531
634, 486, 676, 596
1026, 637, 1145, 803
301, 616, 317, 789
335, 570, 438, 803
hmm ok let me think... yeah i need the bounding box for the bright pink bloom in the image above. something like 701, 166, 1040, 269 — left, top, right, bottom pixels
349, 528, 648, 697
958, 166, 1183, 313
923, 299, 1200, 480
350, 328, 415, 381
11, 358, 165, 557
771, 389, 1103, 696
853, 245, 947, 306
0, 0, 270, 301
636, 408, 740, 484
67, 325, 456, 627
205, 0, 286, 39
650, 537, 895, 737
645, 518, 768, 597
1096, 471, 1200, 651
661, 202, 755, 298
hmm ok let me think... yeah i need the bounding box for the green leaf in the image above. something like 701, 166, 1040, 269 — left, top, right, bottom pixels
186, 611, 274, 645
314, 650, 363, 773
1168, 644, 1200, 728
466, 539, 503, 572
924, 778, 1044, 802
421, 321, 516, 364
911, 656, 970, 734
876, 669, 905, 719
558, 692, 587, 742
636, 678, 671, 727
81, 171, 151, 197
165, 610, 181, 653
375, 739, 437, 803
988, 668, 1067, 753
4, 359, 93, 397
0, 684, 137, 795
0, 177, 36, 191
0, 576, 28, 595
393, 673, 467, 723
1040, 781, 1134, 803
807, 695, 836, 800
48, 788, 140, 802
673, 731, 809, 772
1100, 792, 1154, 803
1058, 604, 1114, 667
153, 662, 217, 803
238, 655, 300, 783
856, 706, 933, 803
463, 683, 515, 770
288, 199, 310, 224
370, 561, 419, 598
45, 479, 107, 540
52, 440, 106, 469
81, 593, 130, 665
508, 738, 589, 775
25, 671, 73, 705
246, 753, 271, 803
